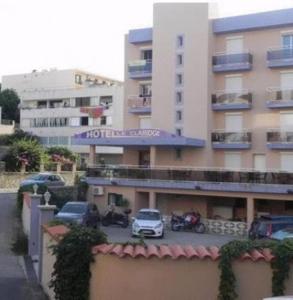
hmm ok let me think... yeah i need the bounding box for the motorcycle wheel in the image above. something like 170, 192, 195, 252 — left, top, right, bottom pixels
194, 223, 205, 234
171, 222, 180, 231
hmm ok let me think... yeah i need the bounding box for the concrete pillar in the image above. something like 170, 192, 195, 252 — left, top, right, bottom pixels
150, 146, 157, 167
28, 194, 42, 257
89, 145, 96, 166
40, 163, 45, 172
20, 162, 26, 174
149, 191, 156, 209
38, 204, 57, 281
72, 163, 77, 174
246, 197, 254, 229
56, 162, 61, 174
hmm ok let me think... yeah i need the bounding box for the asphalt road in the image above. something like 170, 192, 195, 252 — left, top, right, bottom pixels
0, 192, 47, 300
101, 225, 241, 246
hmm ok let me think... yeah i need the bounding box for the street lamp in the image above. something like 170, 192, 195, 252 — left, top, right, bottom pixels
44, 191, 51, 206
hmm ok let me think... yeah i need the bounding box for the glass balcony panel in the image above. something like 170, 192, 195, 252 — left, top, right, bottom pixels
212, 91, 252, 110
267, 47, 293, 68
128, 60, 152, 78
213, 53, 253, 72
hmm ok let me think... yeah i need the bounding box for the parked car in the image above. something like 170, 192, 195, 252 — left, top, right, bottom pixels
249, 215, 293, 240
132, 208, 164, 238
20, 172, 65, 187
55, 202, 100, 228
271, 227, 293, 241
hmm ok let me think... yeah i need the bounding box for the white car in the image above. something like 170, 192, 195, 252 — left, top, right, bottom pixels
132, 209, 164, 238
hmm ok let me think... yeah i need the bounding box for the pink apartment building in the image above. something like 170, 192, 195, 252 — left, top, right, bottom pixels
74, 3, 293, 229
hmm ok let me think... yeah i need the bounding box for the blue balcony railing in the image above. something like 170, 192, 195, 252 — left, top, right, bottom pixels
212, 52, 253, 72
267, 47, 293, 68
267, 129, 293, 149
128, 59, 152, 79
211, 131, 252, 149
212, 90, 252, 110
128, 96, 151, 114
266, 88, 293, 108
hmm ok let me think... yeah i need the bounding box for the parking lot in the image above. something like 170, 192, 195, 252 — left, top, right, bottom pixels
101, 226, 243, 246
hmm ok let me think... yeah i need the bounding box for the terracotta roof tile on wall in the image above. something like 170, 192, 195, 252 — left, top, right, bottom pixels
92, 243, 275, 262
43, 225, 69, 241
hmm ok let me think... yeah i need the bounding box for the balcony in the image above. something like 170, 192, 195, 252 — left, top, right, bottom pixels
266, 88, 293, 108
86, 165, 293, 194
212, 90, 252, 111
212, 52, 253, 73
211, 131, 252, 149
267, 129, 293, 149
128, 96, 151, 114
128, 59, 152, 79
267, 47, 293, 68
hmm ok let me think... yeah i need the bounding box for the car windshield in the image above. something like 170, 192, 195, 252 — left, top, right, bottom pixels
61, 204, 87, 214
136, 211, 160, 221
29, 174, 48, 181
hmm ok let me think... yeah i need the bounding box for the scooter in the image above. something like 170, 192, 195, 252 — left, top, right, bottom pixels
101, 207, 132, 228
171, 211, 205, 233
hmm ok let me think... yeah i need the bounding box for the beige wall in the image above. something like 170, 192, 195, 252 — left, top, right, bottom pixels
89, 254, 293, 300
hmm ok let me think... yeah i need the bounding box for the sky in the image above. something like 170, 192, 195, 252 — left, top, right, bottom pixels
0, 0, 293, 81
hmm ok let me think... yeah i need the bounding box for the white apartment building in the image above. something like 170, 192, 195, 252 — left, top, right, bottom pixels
2, 69, 124, 164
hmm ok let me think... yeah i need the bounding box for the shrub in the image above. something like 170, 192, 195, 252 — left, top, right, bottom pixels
50, 225, 107, 300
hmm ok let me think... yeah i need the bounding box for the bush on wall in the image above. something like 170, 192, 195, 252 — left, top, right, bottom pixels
50, 225, 107, 300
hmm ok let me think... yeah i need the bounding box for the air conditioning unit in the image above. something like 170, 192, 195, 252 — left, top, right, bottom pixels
93, 186, 104, 196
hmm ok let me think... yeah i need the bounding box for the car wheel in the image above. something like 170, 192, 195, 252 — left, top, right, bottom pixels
102, 219, 110, 227
171, 223, 180, 231
194, 223, 205, 234
121, 220, 129, 228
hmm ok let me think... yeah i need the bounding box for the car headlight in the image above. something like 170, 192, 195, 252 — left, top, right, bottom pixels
154, 222, 163, 229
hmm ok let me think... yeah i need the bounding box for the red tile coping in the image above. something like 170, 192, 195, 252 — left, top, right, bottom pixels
43, 225, 69, 241
43, 225, 275, 261
92, 243, 275, 261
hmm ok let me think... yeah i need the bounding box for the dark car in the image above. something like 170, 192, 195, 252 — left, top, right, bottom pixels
20, 172, 65, 187
249, 215, 293, 239
55, 202, 100, 228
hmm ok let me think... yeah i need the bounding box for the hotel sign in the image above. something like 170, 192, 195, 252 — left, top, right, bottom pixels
75, 129, 172, 139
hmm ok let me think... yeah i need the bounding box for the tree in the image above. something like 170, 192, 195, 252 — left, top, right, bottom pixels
46, 146, 77, 163
0, 89, 20, 123
3, 138, 46, 171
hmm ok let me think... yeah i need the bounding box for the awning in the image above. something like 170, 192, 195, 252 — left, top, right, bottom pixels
72, 128, 205, 148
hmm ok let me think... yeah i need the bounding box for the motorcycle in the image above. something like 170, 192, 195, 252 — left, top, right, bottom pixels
101, 207, 132, 228
171, 211, 205, 233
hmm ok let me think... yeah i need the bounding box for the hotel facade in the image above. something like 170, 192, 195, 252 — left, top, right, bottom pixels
76, 3, 293, 230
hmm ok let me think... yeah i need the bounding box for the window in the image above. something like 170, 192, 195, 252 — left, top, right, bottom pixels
139, 83, 152, 96
224, 152, 241, 169
49, 136, 58, 145
176, 73, 183, 86
225, 113, 243, 132
75, 74, 82, 84
177, 35, 184, 48
39, 137, 48, 145
226, 36, 243, 54
99, 96, 113, 109
281, 71, 293, 89
282, 34, 293, 48
253, 154, 266, 171
37, 101, 47, 108
281, 153, 293, 171
81, 117, 89, 126
59, 136, 69, 145
175, 148, 182, 160
30, 118, 48, 128
280, 112, 293, 130
141, 49, 152, 60
176, 91, 183, 104
107, 116, 113, 126
49, 118, 68, 127
49, 100, 63, 108
70, 117, 80, 127
225, 75, 243, 92
100, 116, 107, 126
176, 128, 182, 136
176, 110, 182, 122
108, 193, 124, 206
177, 54, 183, 66
75, 97, 90, 107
